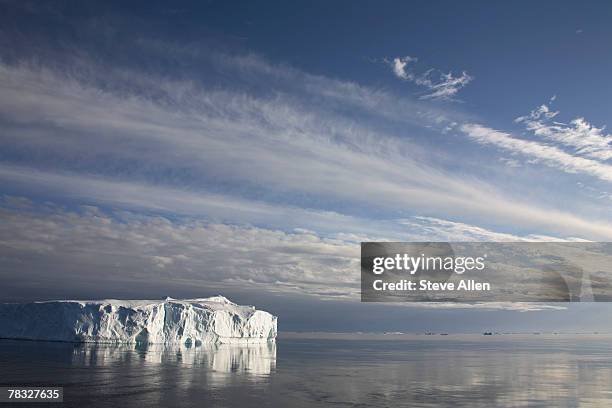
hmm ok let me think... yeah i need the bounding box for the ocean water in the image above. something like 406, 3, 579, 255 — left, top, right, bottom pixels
1, 334, 612, 407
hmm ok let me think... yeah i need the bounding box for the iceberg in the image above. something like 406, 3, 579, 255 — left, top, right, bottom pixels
0, 296, 277, 344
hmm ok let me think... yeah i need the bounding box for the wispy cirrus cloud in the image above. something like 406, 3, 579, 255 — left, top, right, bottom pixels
388, 56, 472, 100
515, 101, 612, 161
0, 61, 612, 236
458, 98, 612, 184
2, 60, 610, 239
1, 35, 612, 310
402, 216, 590, 242
460, 123, 612, 183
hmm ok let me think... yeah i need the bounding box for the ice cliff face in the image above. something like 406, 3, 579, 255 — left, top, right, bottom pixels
0, 296, 277, 344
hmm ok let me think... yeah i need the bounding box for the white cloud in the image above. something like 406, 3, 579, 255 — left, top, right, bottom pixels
3, 159, 612, 241
388, 56, 473, 100
151, 256, 174, 269
400, 216, 589, 242
460, 123, 612, 183
391, 56, 418, 80
0, 201, 361, 298
515, 102, 612, 161
499, 157, 522, 168
422, 71, 473, 100
0, 199, 585, 309
1, 62, 610, 239
401, 302, 566, 312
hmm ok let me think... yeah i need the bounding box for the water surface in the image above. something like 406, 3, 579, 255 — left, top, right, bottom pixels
1, 334, 611, 407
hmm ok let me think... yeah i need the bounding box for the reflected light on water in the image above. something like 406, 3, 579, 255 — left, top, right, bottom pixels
71, 342, 277, 386
2, 336, 612, 407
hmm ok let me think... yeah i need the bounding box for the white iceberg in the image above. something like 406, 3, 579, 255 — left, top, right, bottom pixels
0, 296, 277, 344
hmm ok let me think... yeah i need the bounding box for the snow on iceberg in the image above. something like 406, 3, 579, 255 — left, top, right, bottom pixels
0, 296, 277, 344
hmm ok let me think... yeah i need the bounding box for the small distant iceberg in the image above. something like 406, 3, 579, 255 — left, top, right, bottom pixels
0, 296, 277, 345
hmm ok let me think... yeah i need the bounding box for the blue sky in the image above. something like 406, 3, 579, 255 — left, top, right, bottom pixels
1, 0, 612, 332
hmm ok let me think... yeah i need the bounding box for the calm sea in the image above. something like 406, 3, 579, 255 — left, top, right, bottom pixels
1, 334, 612, 407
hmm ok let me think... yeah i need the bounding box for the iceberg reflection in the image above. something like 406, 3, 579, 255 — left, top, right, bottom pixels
70, 341, 276, 386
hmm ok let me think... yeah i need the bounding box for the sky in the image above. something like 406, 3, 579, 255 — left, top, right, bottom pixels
1, 0, 612, 332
